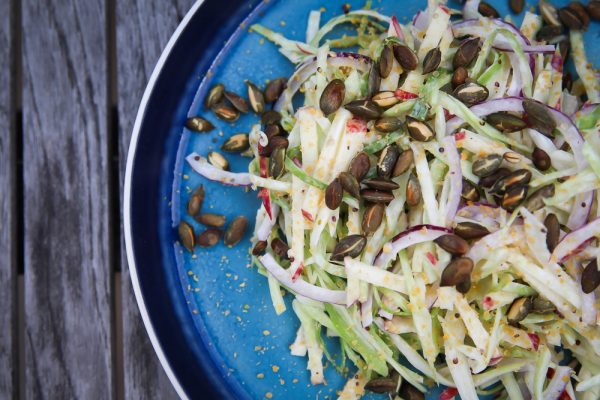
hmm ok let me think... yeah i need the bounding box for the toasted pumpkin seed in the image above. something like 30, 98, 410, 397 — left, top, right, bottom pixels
456, 275, 472, 294
453, 37, 480, 69
540, 0, 561, 26
213, 103, 239, 122
372, 91, 400, 108
453, 82, 489, 106
349, 152, 371, 181
221, 133, 250, 153
339, 172, 361, 198
186, 116, 215, 132
523, 99, 556, 136
532, 147, 551, 170
365, 377, 397, 394
264, 77, 287, 103
325, 178, 343, 210
422, 47, 442, 74
406, 173, 421, 207
331, 235, 367, 261
533, 296, 556, 313
479, 1, 499, 17
524, 184, 555, 211
510, 0, 524, 13
269, 146, 286, 179
491, 168, 532, 194
363, 177, 399, 191
485, 112, 527, 133
441, 257, 474, 287
503, 151, 521, 164
187, 185, 204, 216
204, 83, 224, 109
472, 154, 503, 177
435, 234, 470, 256
245, 80, 265, 113
559, 6, 584, 29
197, 228, 222, 248
589, 1, 600, 21
378, 45, 394, 79
264, 123, 283, 139
392, 43, 418, 71
195, 213, 226, 228
568, 2, 589, 28
252, 240, 268, 256
452, 66, 468, 88
501, 184, 528, 211
208, 151, 229, 170
377, 145, 400, 178
406, 116, 435, 142
362, 203, 385, 234
393, 149, 414, 177
455, 221, 490, 240
508, 297, 533, 324
271, 238, 290, 259
544, 213, 560, 252
461, 179, 480, 202
178, 221, 195, 252
361, 189, 395, 203
375, 116, 404, 133
479, 167, 510, 188
320, 79, 346, 116
399, 382, 425, 400
367, 62, 381, 98
261, 110, 282, 126
536, 25, 563, 41
223, 91, 249, 113
344, 99, 383, 120
582, 259, 600, 293
224, 216, 248, 246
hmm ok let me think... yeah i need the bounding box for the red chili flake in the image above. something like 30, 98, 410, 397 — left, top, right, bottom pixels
559, 390, 572, 400
257, 188, 272, 220
439, 387, 458, 400
346, 116, 367, 134
551, 54, 564, 73
302, 209, 314, 222
439, 4, 450, 13
482, 296, 494, 310
528, 332, 540, 351
259, 156, 269, 178
426, 252, 437, 265
547, 367, 556, 379
454, 131, 466, 141
291, 263, 304, 281
443, 108, 455, 121
394, 88, 418, 100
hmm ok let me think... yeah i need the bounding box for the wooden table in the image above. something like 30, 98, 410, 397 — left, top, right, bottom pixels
1, 0, 197, 398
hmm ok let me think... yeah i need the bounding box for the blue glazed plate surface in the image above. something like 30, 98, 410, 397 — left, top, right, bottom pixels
126, 0, 600, 399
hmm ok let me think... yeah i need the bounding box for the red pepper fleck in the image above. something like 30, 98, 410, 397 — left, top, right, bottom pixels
301, 209, 314, 222
394, 88, 418, 100
426, 252, 437, 265
439, 5, 450, 14
346, 116, 367, 134
291, 262, 304, 281
551, 54, 564, 73
443, 108, 455, 121
559, 390, 572, 400
482, 296, 494, 310
454, 131, 466, 141
439, 387, 458, 400
528, 332, 540, 351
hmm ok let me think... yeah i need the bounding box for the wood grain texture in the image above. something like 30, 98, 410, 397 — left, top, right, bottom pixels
117, 0, 194, 398
21, 0, 114, 398
0, 0, 17, 397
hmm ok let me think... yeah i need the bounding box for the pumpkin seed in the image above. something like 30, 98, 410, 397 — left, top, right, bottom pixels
532, 147, 551, 171
264, 77, 287, 103
378, 45, 394, 79
441, 257, 474, 287
485, 112, 527, 133
269, 146, 286, 179
221, 133, 250, 153
559, 6, 584, 30
261, 110, 282, 126
479, 167, 510, 188
461, 179, 480, 202
224, 216, 248, 246
344, 99, 383, 120
331, 235, 367, 261
197, 228, 222, 248
364, 177, 400, 191
507, 297, 533, 324
264, 123, 283, 139
524, 184, 555, 211
406, 116, 435, 142
187, 185, 204, 216
455, 221, 490, 240
195, 213, 226, 228
375, 116, 404, 133
453, 37, 480, 69
501, 184, 528, 211
540, 0, 561, 26
406, 173, 422, 207
372, 91, 400, 108
325, 178, 343, 210
223, 91, 248, 113
536, 25, 563, 41
399, 382, 425, 400
568, 2, 589, 29
544, 213, 560, 252
453, 82, 489, 106
320, 79, 346, 116
452, 66, 468, 88
245, 80, 265, 113
339, 172, 361, 198
422, 47, 442, 74
393, 149, 414, 177
503, 151, 521, 164
208, 151, 229, 170
367, 62, 381, 98
582, 259, 600, 294
510, 0, 524, 13
185, 116, 215, 132
491, 168, 532, 194
204, 83, 224, 109
213, 103, 239, 122
271, 238, 290, 259
377, 145, 400, 178
435, 234, 470, 256
361, 189, 395, 203
479, 1, 500, 17
472, 154, 503, 177
588, 1, 600, 21
456, 275, 472, 294
365, 377, 397, 394
392, 43, 419, 71
252, 240, 268, 256
349, 152, 371, 181
259, 135, 289, 157
533, 296, 556, 313
178, 221, 195, 252
362, 203, 385, 234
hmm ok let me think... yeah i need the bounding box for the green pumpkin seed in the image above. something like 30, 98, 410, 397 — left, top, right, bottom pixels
491, 169, 532, 194
252, 240, 268, 256
245, 80, 265, 113
377, 145, 400, 179
582, 259, 600, 294
532, 147, 551, 171
363, 177, 399, 191
453, 37, 480, 69
479, 1, 499, 17
186, 116, 215, 132
472, 154, 503, 177
372, 91, 400, 108
187, 185, 204, 216
320, 79, 346, 116
568, 2, 589, 28
453, 82, 489, 106
339, 172, 361, 198
331, 235, 367, 261
269, 146, 286, 179
485, 112, 527, 133
223, 91, 249, 113
208, 151, 229, 171
441, 257, 474, 287
456, 275, 472, 294
479, 167, 510, 188
367, 62, 381, 98
261, 110, 282, 126
361, 189, 395, 203
178, 221, 195, 252
533, 296, 556, 313
365, 377, 398, 394
422, 47, 442, 74
455, 222, 490, 240
524, 184, 555, 211
197, 228, 222, 248
523, 99, 556, 136
271, 238, 290, 259
325, 178, 343, 210
507, 297, 533, 324
392, 43, 419, 71
559, 6, 584, 30
195, 213, 226, 228
264, 77, 287, 103
344, 99, 383, 120
362, 203, 385, 235
406, 173, 421, 206
435, 234, 470, 256
393, 149, 414, 177
224, 216, 248, 246
378, 45, 394, 79
374, 116, 404, 133
406, 117, 435, 142
221, 133, 250, 153
501, 184, 528, 211
544, 213, 560, 252
213, 103, 239, 122
204, 83, 224, 109
349, 152, 371, 181
461, 179, 480, 202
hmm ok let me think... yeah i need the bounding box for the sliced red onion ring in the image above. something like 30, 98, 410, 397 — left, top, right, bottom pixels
374, 225, 452, 267
567, 191, 594, 230
274, 53, 372, 112
256, 203, 280, 241
186, 153, 252, 186
442, 136, 462, 226
542, 367, 571, 400
551, 217, 600, 263
260, 253, 346, 305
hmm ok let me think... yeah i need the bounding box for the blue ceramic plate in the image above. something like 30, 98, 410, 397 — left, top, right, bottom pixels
124, 0, 600, 398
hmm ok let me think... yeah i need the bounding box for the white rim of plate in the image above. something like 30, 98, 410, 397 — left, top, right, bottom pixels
123, 1, 204, 399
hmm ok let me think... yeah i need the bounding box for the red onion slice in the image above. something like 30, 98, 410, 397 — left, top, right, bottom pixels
186, 153, 252, 186
374, 225, 452, 267
551, 217, 600, 263
442, 136, 462, 226
260, 253, 346, 305
567, 191, 594, 230
256, 203, 280, 241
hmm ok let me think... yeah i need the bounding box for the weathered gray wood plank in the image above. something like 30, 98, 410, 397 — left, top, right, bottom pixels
117, 0, 194, 398
21, 0, 114, 398
0, 0, 17, 397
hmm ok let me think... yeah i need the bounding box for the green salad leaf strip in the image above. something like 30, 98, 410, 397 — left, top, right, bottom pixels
363, 132, 405, 154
